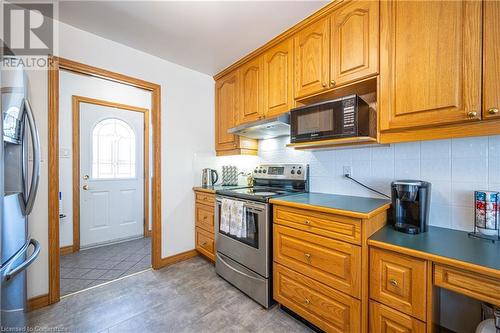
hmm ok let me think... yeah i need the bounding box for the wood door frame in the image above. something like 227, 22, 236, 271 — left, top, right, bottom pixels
48, 56, 162, 305
72, 95, 150, 253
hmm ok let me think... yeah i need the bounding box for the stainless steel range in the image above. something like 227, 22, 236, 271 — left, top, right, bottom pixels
215, 163, 309, 308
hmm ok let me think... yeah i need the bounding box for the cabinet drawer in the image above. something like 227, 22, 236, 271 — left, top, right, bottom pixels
195, 227, 214, 261
195, 204, 214, 233
434, 264, 500, 307
274, 205, 362, 245
370, 301, 426, 333
274, 224, 361, 298
274, 263, 361, 333
195, 192, 215, 205
370, 248, 427, 321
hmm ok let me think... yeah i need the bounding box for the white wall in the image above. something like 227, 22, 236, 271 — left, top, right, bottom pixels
27, 22, 215, 298
58, 71, 151, 247
198, 135, 500, 233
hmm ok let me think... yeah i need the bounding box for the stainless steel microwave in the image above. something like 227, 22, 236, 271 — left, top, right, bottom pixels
290, 94, 375, 143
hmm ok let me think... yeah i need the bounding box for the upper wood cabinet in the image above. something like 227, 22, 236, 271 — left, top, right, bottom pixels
263, 38, 294, 118
215, 71, 239, 151
238, 56, 264, 125
294, 17, 330, 99
379, 0, 482, 131
483, 0, 500, 120
331, 1, 379, 87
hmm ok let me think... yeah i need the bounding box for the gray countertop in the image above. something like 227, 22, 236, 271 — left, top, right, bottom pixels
270, 192, 391, 218
370, 225, 500, 272
193, 185, 247, 193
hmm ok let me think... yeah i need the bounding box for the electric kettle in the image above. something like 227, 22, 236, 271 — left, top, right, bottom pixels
202, 168, 219, 187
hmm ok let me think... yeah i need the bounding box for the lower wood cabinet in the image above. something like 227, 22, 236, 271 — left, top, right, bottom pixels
195, 227, 215, 262
193, 189, 216, 262
274, 263, 361, 333
274, 224, 361, 298
369, 301, 426, 333
370, 248, 427, 321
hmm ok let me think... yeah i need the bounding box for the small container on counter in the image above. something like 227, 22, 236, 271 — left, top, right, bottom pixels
470, 190, 500, 242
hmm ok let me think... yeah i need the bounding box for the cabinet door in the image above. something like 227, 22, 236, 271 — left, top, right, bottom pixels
215, 71, 239, 151
379, 1, 482, 130
370, 301, 426, 333
331, 1, 379, 87
263, 38, 294, 118
238, 56, 264, 125
294, 17, 330, 99
483, 0, 500, 120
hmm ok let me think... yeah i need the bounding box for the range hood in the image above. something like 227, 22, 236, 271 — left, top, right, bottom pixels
228, 114, 290, 140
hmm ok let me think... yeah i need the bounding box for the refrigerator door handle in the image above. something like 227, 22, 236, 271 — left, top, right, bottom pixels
2, 239, 41, 282
23, 99, 41, 216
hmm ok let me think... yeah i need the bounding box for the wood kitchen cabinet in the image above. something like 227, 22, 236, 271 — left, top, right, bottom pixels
294, 17, 330, 99
379, 0, 482, 131
483, 0, 500, 120
193, 188, 216, 262
263, 38, 294, 118
215, 71, 257, 156
330, 0, 379, 87
294, 1, 378, 100
238, 56, 264, 124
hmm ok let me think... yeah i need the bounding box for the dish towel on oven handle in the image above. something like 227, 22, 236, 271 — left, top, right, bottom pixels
227, 199, 246, 238
220, 199, 232, 234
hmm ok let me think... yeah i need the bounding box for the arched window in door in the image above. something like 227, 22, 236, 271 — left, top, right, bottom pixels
92, 118, 136, 179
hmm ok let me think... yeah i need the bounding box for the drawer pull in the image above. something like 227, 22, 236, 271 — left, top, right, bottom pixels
389, 279, 399, 287
304, 298, 311, 305
304, 220, 311, 225
489, 108, 499, 115
304, 253, 311, 261
202, 241, 208, 247
203, 216, 208, 221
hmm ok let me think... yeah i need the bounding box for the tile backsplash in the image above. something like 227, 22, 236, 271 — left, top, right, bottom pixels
196, 135, 500, 232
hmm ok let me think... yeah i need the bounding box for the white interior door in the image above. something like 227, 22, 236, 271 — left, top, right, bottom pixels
79, 103, 144, 248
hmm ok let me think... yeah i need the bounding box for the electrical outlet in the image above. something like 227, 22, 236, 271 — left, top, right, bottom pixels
343, 166, 352, 177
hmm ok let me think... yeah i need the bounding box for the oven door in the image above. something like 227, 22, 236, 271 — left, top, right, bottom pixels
215, 196, 269, 278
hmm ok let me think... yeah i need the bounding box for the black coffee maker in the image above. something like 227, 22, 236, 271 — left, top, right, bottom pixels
390, 180, 431, 234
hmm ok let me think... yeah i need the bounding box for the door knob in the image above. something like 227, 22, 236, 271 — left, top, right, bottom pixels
488, 108, 499, 115
467, 111, 478, 119
82, 185, 89, 190
83, 175, 89, 180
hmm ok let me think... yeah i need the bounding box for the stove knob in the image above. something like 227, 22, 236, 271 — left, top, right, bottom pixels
263, 170, 267, 173
254, 169, 258, 173
297, 170, 302, 175
258, 170, 262, 173
291, 170, 295, 175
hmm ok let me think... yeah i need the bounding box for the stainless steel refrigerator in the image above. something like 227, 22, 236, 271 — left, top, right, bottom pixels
1, 62, 41, 328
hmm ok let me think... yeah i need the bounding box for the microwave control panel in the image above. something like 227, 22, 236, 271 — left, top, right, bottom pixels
342, 98, 356, 133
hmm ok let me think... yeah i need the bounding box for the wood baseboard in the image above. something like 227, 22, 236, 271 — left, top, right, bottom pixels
27, 294, 49, 311
157, 249, 198, 269
60, 245, 74, 256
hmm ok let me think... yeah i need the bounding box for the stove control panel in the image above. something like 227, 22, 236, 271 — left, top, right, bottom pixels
253, 164, 308, 181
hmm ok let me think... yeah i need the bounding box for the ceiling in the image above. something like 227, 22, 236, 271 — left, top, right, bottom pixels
58, 1, 328, 76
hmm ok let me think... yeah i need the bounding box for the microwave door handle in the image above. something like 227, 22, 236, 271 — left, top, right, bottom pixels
23, 99, 41, 216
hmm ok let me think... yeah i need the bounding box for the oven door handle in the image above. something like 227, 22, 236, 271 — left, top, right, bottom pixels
216, 253, 265, 282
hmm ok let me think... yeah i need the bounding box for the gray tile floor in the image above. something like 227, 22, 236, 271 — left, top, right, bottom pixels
29, 256, 312, 333
60, 237, 151, 296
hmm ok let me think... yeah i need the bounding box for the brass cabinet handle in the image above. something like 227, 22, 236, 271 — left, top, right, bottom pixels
304, 220, 311, 225
322, 82, 327, 87
304, 253, 311, 260
467, 111, 478, 119
330, 80, 336, 87
389, 279, 399, 287
304, 298, 310, 305
203, 216, 208, 220
82, 185, 89, 190
488, 108, 499, 115
202, 241, 208, 247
